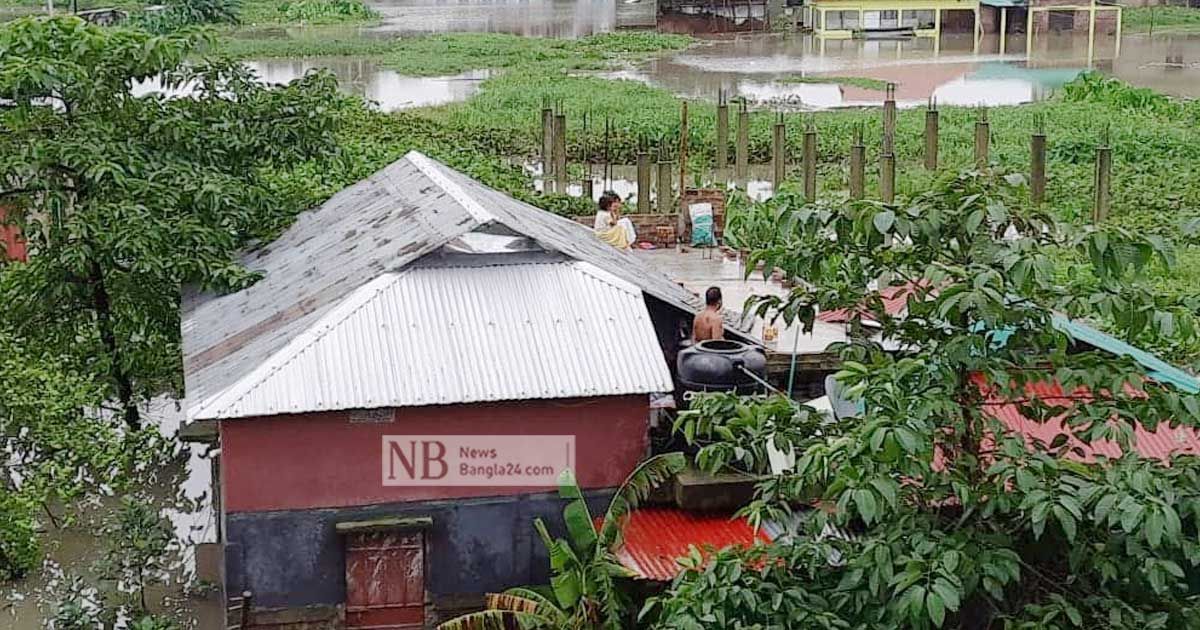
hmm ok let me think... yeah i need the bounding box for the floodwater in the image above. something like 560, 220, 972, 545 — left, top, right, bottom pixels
2, 399, 221, 629
133, 59, 488, 111
614, 29, 1200, 108
245, 59, 489, 110
221, 0, 1200, 113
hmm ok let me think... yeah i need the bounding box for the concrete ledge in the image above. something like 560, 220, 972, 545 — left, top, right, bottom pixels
334, 516, 433, 535
250, 604, 343, 629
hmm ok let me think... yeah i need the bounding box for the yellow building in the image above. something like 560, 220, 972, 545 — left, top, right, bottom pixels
805, 0, 983, 39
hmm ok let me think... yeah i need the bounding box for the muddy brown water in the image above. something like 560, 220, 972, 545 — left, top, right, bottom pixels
225, 20, 1200, 111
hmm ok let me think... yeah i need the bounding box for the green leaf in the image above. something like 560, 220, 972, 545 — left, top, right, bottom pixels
1053, 505, 1077, 542
926, 591, 946, 627
873, 210, 895, 234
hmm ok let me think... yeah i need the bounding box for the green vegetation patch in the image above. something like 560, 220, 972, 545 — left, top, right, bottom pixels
780, 74, 890, 91
239, 0, 377, 25
1123, 5, 1200, 32
214, 30, 694, 75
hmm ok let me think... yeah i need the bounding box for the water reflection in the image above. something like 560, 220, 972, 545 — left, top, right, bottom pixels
605, 29, 1200, 108
246, 59, 489, 109
134, 59, 489, 111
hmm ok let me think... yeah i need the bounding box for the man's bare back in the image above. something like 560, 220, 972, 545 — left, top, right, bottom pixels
693, 307, 724, 342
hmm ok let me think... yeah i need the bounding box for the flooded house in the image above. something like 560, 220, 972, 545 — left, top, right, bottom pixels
180, 151, 742, 628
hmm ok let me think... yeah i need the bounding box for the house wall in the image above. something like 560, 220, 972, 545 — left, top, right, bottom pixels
219, 395, 650, 617
220, 395, 650, 513
225, 490, 615, 620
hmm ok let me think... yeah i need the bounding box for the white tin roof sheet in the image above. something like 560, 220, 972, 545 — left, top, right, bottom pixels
182, 152, 710, 420
189, 260, 673, 420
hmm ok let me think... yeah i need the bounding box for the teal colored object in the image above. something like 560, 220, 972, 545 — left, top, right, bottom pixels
1052, 316, 1200, 394
691, 214, 716, 247
978, 316, 1200, 394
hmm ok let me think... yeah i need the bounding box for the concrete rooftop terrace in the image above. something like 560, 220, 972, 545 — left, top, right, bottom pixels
631, 247, 848, 357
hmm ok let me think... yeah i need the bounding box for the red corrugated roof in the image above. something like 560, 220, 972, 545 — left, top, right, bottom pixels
0, 207, 25, 262
816, 282, 923, 324
607, 508, 769, 581
977, 376, 1200, 462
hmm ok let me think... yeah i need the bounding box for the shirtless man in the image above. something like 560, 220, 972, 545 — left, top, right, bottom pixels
692, 287, 724, 342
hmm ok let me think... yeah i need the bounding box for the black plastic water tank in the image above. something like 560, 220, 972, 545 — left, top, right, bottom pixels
676, 339, 768, 394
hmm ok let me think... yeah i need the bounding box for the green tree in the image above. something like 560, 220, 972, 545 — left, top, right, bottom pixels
655, 171, 1200, 628
439, 453, 686, 630
97, 496, 178, 613
0, 16, 344, 427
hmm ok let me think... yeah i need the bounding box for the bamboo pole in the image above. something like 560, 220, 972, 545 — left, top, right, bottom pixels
716, 90, 729, 171
850, 124, 865, 201
658, 159, 675, 214
553, 113, 567, 193
924, 99, 939, 171
679, 101, 689, 198
881, 151, 895, 204
974, 108, 990, 169
803, 121, 817, 202
735, 101, 749, 183
637, 150, 651, 214
1031, 120, 1046, 205
882, 83, 897, 155
582, 113, 593, 202
772, 112, 787, 187
541, 106, 554, 175
1093, 135, 1111, 223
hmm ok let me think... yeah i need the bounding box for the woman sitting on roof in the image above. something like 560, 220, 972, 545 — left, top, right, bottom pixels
593, 191, 637, 250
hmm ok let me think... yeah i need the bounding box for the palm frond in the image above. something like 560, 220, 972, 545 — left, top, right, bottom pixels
599, 452, 685, 547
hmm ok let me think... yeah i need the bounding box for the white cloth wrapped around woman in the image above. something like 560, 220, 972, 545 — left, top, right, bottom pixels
594, 210, 636, 249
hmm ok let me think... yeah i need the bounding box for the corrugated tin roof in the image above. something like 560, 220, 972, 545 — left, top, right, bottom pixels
817, 283, 1198, 394
189, 259, 673, 420
977, 375, 1200, 462
1053, 316, 1200, 394
816, 282, 920, 324
182, 152, 706, 420
608, 508, 768, 581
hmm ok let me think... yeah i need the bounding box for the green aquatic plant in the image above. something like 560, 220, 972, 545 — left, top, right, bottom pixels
1123, 5, 1200, 33
277, 0, 377, 24
780, 75, 890, 91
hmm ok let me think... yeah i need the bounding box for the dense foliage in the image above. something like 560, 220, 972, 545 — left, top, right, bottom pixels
127, 0, 240, 33
652, 171, 1200, 628
0, 16, 343, 423
0, 15, 338, 589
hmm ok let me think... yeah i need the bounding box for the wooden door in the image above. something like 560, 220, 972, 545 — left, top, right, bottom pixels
345, 530, 425, 629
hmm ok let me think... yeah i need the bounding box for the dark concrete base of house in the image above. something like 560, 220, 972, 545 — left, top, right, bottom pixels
225, 490, 616, 627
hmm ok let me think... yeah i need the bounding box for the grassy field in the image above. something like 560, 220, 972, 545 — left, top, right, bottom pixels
1122, 5, 1200, 33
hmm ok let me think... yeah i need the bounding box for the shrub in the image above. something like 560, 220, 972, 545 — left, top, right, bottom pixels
278, 0, 377, 24
0, 491, 39, 582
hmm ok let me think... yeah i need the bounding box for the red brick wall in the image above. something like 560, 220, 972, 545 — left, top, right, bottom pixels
219, 396, 650, 513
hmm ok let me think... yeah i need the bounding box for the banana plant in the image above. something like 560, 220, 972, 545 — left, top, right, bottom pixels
439, 452, 686, 630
